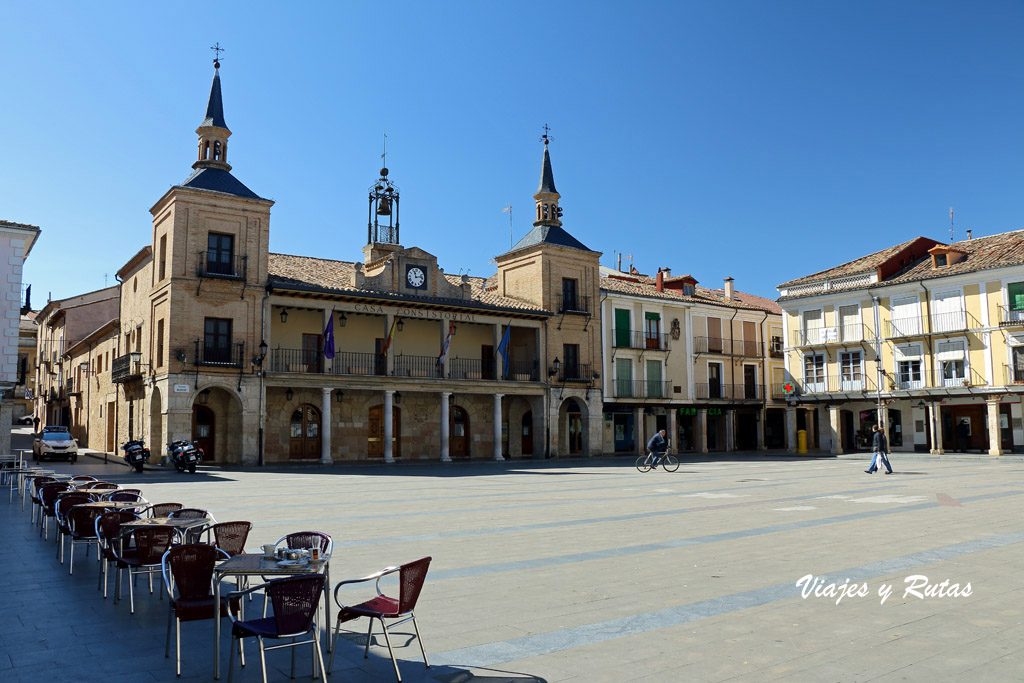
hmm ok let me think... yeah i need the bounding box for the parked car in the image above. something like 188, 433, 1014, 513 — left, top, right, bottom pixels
32, 426, 78, 463
15, 414, 34, 425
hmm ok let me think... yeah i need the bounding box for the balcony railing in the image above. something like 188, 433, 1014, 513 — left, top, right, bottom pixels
1004, 364, 1024, 386
271, 348, 324, 374
998, 305, 1024, 327
111, 354, 143, 383
694, 383, 765, 400
611, 329, 670, 351
449, 357, 496, 381
556, 362, 593, 383
885, 311, 979, 338
393, 354, 442, 379
197, 251, 246, 279
327, 351, 384, 376
798, 376, 879, 395
505, 360, 539, 382
557, 294, 590, 315
792, 323, 872, 347
196, 340, 245, 368
612, 379, 672, 399
693, 337, 763, 357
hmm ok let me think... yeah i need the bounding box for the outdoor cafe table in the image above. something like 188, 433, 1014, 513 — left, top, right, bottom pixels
75, 500, 143, 511
73, 487, 123, 497
11, 469, 55, 508
211, 552, 332, 679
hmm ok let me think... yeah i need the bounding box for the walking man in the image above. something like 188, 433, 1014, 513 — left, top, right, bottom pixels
955, 418, 970, 453
866, 424, 893, 474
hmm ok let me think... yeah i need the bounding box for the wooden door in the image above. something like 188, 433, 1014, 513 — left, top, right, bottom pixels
106, 401, 116, 452
614, 309, 630, 347
289, 405, 321, 460
481, 345, 494, 380
568, 410, 583, 454
193, 405, 215, 461
368, 405, 401, 458
521, 411, 533, 455
450, 406, 469, 458
744, 365, 757, 399
302, 334, 322, 372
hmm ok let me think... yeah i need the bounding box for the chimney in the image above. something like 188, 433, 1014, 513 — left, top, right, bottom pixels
656, 268, 664, 292
724, 277, 734, 300
966, 229, 972, 240
617, 253, 622, 271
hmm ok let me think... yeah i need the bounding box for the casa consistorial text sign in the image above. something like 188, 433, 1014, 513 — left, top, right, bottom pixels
352, 303, 477, 322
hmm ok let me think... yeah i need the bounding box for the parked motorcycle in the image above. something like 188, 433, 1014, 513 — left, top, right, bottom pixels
166, 439, 203, 474
121, 439, 150, 473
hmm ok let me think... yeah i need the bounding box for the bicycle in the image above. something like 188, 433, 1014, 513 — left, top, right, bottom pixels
635, 450, 679, 472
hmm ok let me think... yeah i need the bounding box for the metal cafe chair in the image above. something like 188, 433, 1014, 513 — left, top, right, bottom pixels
65, 504, 105, 575
328, 556, 432, 682
38, 482, 73, 539
146, 502, 183, 518
55, 492, 96, 560
96, 510, 140, 598
168, 508, 215, 544
161, 544, 233, 677
225, 574, 328, 683
116, 525, 176, 614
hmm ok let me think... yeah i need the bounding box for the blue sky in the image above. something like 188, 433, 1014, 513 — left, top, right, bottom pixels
5, 1, 1024, 303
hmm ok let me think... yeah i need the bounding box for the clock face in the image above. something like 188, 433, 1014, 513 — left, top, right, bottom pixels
406, 266, 426, 289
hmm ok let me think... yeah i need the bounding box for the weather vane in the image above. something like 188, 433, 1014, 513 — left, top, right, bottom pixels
540, 124, 553, 145
381, 131, 388, 168
210, 42, 225, 67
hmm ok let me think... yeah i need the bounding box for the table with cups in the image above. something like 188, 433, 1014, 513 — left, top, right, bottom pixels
211, 543, 332, 679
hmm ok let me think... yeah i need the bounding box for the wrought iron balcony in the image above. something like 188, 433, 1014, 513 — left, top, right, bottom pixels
449, 357, 496, 381
195, 340, 245, 368
611, 379, 672, 399
197, 251, 247, 280
270, 348, 324, 374
393, 354, 443, 379
997, 305, 1024, 327
111, 353, 143, 383
611, 329, 669, 351
504, 360, 539, 382
557, 294, 590, 315
798, 376, 879, 395
694, 383, 765, 401
693, 337, 763, 357
1003, 364, 1024, 386
791, 323, 871, 347
555, 362, 593, 383
885, 311, 979, 338
327, 351, 384, 376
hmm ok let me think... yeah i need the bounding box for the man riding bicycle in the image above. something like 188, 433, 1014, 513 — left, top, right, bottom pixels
646, 429, 667, 466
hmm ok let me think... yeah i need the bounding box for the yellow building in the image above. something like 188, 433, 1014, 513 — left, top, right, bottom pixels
600, 268, 784, 454
777, 232, 1024, 454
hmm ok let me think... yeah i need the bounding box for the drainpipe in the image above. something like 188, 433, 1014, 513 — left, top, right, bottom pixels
871, 292, 885, 432
114, 273, 123, 456
259, 289, 268, 466
544, 318, 551, 458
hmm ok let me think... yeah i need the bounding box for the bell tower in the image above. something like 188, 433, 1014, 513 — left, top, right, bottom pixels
193, 51, 231, 172
533, 125, 562, 227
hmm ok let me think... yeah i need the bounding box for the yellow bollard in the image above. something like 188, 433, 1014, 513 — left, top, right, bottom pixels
797, 429, 808, 454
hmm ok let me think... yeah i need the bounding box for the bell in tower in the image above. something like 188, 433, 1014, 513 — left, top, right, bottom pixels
367, 165, 400, 245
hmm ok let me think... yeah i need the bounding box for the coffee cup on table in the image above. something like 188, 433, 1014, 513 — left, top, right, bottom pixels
262, 544, 276, 558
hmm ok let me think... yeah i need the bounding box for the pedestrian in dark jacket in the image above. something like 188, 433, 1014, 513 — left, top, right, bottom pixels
866, 425, 893, 474
955, 419, 970, 452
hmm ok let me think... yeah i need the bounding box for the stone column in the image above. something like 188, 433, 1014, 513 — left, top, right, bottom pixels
634, 406, 643, 456
987, 397, 1003, 456
440, 392, 452, 462
786, 406, 797, 453
699, 408, 709, 453
756, 408, 766, 451
930, 401, 945, 454
725, 409, 735, 451
493, 393, 505, 460
829, 405, 842, 455
383, 390, 395, 463
1011, 401, 1023, 453
320, 387, 333, 464
668, 407, 678, 452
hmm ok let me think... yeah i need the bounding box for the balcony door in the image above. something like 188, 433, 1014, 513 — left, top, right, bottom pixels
615, 309, 631, 348
743, 365, 758, 399
709, 362, 723, 399
302, 334, 322, 373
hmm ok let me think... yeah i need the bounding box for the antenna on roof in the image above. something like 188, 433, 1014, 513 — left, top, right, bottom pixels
502, 204, 513, 248
949, 206, 954, 242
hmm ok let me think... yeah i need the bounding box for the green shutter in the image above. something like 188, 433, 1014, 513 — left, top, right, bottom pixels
646, 360, 662, 398
1010, 283, 1024, 311
615, 309, 631, 347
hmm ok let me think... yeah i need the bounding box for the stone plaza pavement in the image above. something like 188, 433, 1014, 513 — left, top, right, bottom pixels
1, 450, 1023, 682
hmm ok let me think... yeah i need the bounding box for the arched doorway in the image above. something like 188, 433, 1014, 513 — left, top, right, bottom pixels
193, 405, 215, 461
368, 405, 401, 459
149, 388, 163, 456
567, 400, 583, 454
289, 405, 321, 460
521, 411, 533, 456
450, 406, 469, 459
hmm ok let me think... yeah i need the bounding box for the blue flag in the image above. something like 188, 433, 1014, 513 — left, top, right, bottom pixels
323, 309, 336, 360
497, 321, 511, 377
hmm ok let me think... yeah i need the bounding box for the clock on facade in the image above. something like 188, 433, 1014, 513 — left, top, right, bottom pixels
406, 265, 427, 289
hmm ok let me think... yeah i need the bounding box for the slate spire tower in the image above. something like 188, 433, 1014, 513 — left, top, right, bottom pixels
533, 127, 562, 228
193, 59, 232, 172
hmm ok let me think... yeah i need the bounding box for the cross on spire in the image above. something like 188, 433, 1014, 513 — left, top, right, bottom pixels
540, 124, 553, 145
210, 42, 225, 68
